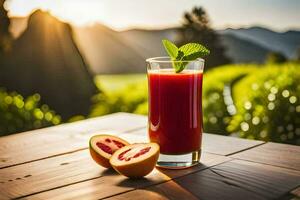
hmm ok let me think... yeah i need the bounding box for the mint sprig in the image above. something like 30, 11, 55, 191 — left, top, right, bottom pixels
162, 39, 210, 73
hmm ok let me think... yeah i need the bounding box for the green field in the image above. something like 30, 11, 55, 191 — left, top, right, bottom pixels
95, 74, 147, 93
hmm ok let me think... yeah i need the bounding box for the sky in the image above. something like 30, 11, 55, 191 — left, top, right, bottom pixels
4, 0, 300, 31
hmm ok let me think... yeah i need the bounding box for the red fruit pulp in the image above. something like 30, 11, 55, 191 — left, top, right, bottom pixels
96, 138, 126, 155
133, 147, 151, 158
118, 147, 152, 161
112, 140, 126, 148
96, 142, 113, 154
148, 70, 203, 154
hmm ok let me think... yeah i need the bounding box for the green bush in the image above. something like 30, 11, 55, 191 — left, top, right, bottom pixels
203, 65, 257, 135
89, 83, 148, 117
228, 64, 300, 145
265, 52, 287, 64
0, 88, 61, 136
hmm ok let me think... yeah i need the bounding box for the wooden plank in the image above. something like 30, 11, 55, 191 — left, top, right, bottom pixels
156, 153, 231, 179
0, 113, 147, 168
202, 133, 264, 155
20, 153, 229, 200
126, 128, 265, 156
230, 142, 300, 171
291, 186, 300, 197
0, 149, 104, 199
21, 169, 170, 200
104, 180, 198, 200
174, 159, 300, 200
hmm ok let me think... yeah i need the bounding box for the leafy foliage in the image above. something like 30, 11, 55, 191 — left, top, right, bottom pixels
0, 0, 12, 53
90, 78, 148, 117
265, 52, 287, 64
0, 10, 97, 120
162, 39, 179, 58
295, 47, 300, 61
0, 88, 61, 136
202, 65, 257, 135
162, 39, 210, 73
228, 64, 300, 145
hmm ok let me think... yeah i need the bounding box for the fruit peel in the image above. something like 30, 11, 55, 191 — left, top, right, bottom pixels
110, 143, 160, 178
89, 134, 129, 168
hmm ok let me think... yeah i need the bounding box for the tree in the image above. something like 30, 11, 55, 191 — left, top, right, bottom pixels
176, 7, 231, 69
265, 51, 287, 64
0, 0, 11, 53
0, 10, 98, 119
295, 47, 300, 62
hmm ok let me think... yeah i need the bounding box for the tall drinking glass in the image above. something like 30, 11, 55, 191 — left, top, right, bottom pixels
146, 57, 204, 169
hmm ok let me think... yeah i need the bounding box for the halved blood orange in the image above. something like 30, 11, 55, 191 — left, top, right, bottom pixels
89, 135, 130, 168
110, 143, 159, 178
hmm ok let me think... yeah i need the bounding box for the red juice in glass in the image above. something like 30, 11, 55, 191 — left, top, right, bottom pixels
146, 57, 204, 169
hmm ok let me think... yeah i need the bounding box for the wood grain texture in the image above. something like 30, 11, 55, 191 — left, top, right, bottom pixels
291, 186, 300, 197
0, 149, 106, 199
230, 142, 300, 170
104, 180, 198, 200
21, 169, 170, 200
20, 153, 228, 200
0, 113, 146, 168
127, 128, 265, 156
1, 112, 299, 200
202, 133, 264, 155
174, 159, 300, 200
157, 153, 231, 179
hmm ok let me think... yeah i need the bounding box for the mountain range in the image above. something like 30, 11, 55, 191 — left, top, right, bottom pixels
220, 27, 300, 58
8, 12, 300, 74
74, 26, 300, 74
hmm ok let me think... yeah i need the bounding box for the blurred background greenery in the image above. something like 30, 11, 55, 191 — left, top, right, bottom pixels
91, 63, 300, 145
0, 0, 299, 145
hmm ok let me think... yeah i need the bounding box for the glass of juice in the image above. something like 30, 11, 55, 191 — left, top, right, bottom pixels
146, 57, 204, 169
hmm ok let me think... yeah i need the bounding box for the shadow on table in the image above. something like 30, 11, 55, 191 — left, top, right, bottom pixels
111, 163, 212, 199
99, 168, 119, 176
116, 177, 157, 188
156, 162, 210, 178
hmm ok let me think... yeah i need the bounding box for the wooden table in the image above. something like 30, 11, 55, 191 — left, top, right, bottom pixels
0, 112, 299, 200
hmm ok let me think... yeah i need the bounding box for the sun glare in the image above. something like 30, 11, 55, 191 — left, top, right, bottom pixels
5, 0, 108, 26
4, 0, 300, 31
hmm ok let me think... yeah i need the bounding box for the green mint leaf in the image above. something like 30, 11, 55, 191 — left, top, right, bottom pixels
179, 43, 210, 60
173, 51, 186, 73
176, 50, 184, 60
172, 50, 184, 72
174, 62, 188, 73
161, 40, 210, 73
176, 43, 210, 73
162, 39, 178, 58
183, 51, 209, 61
